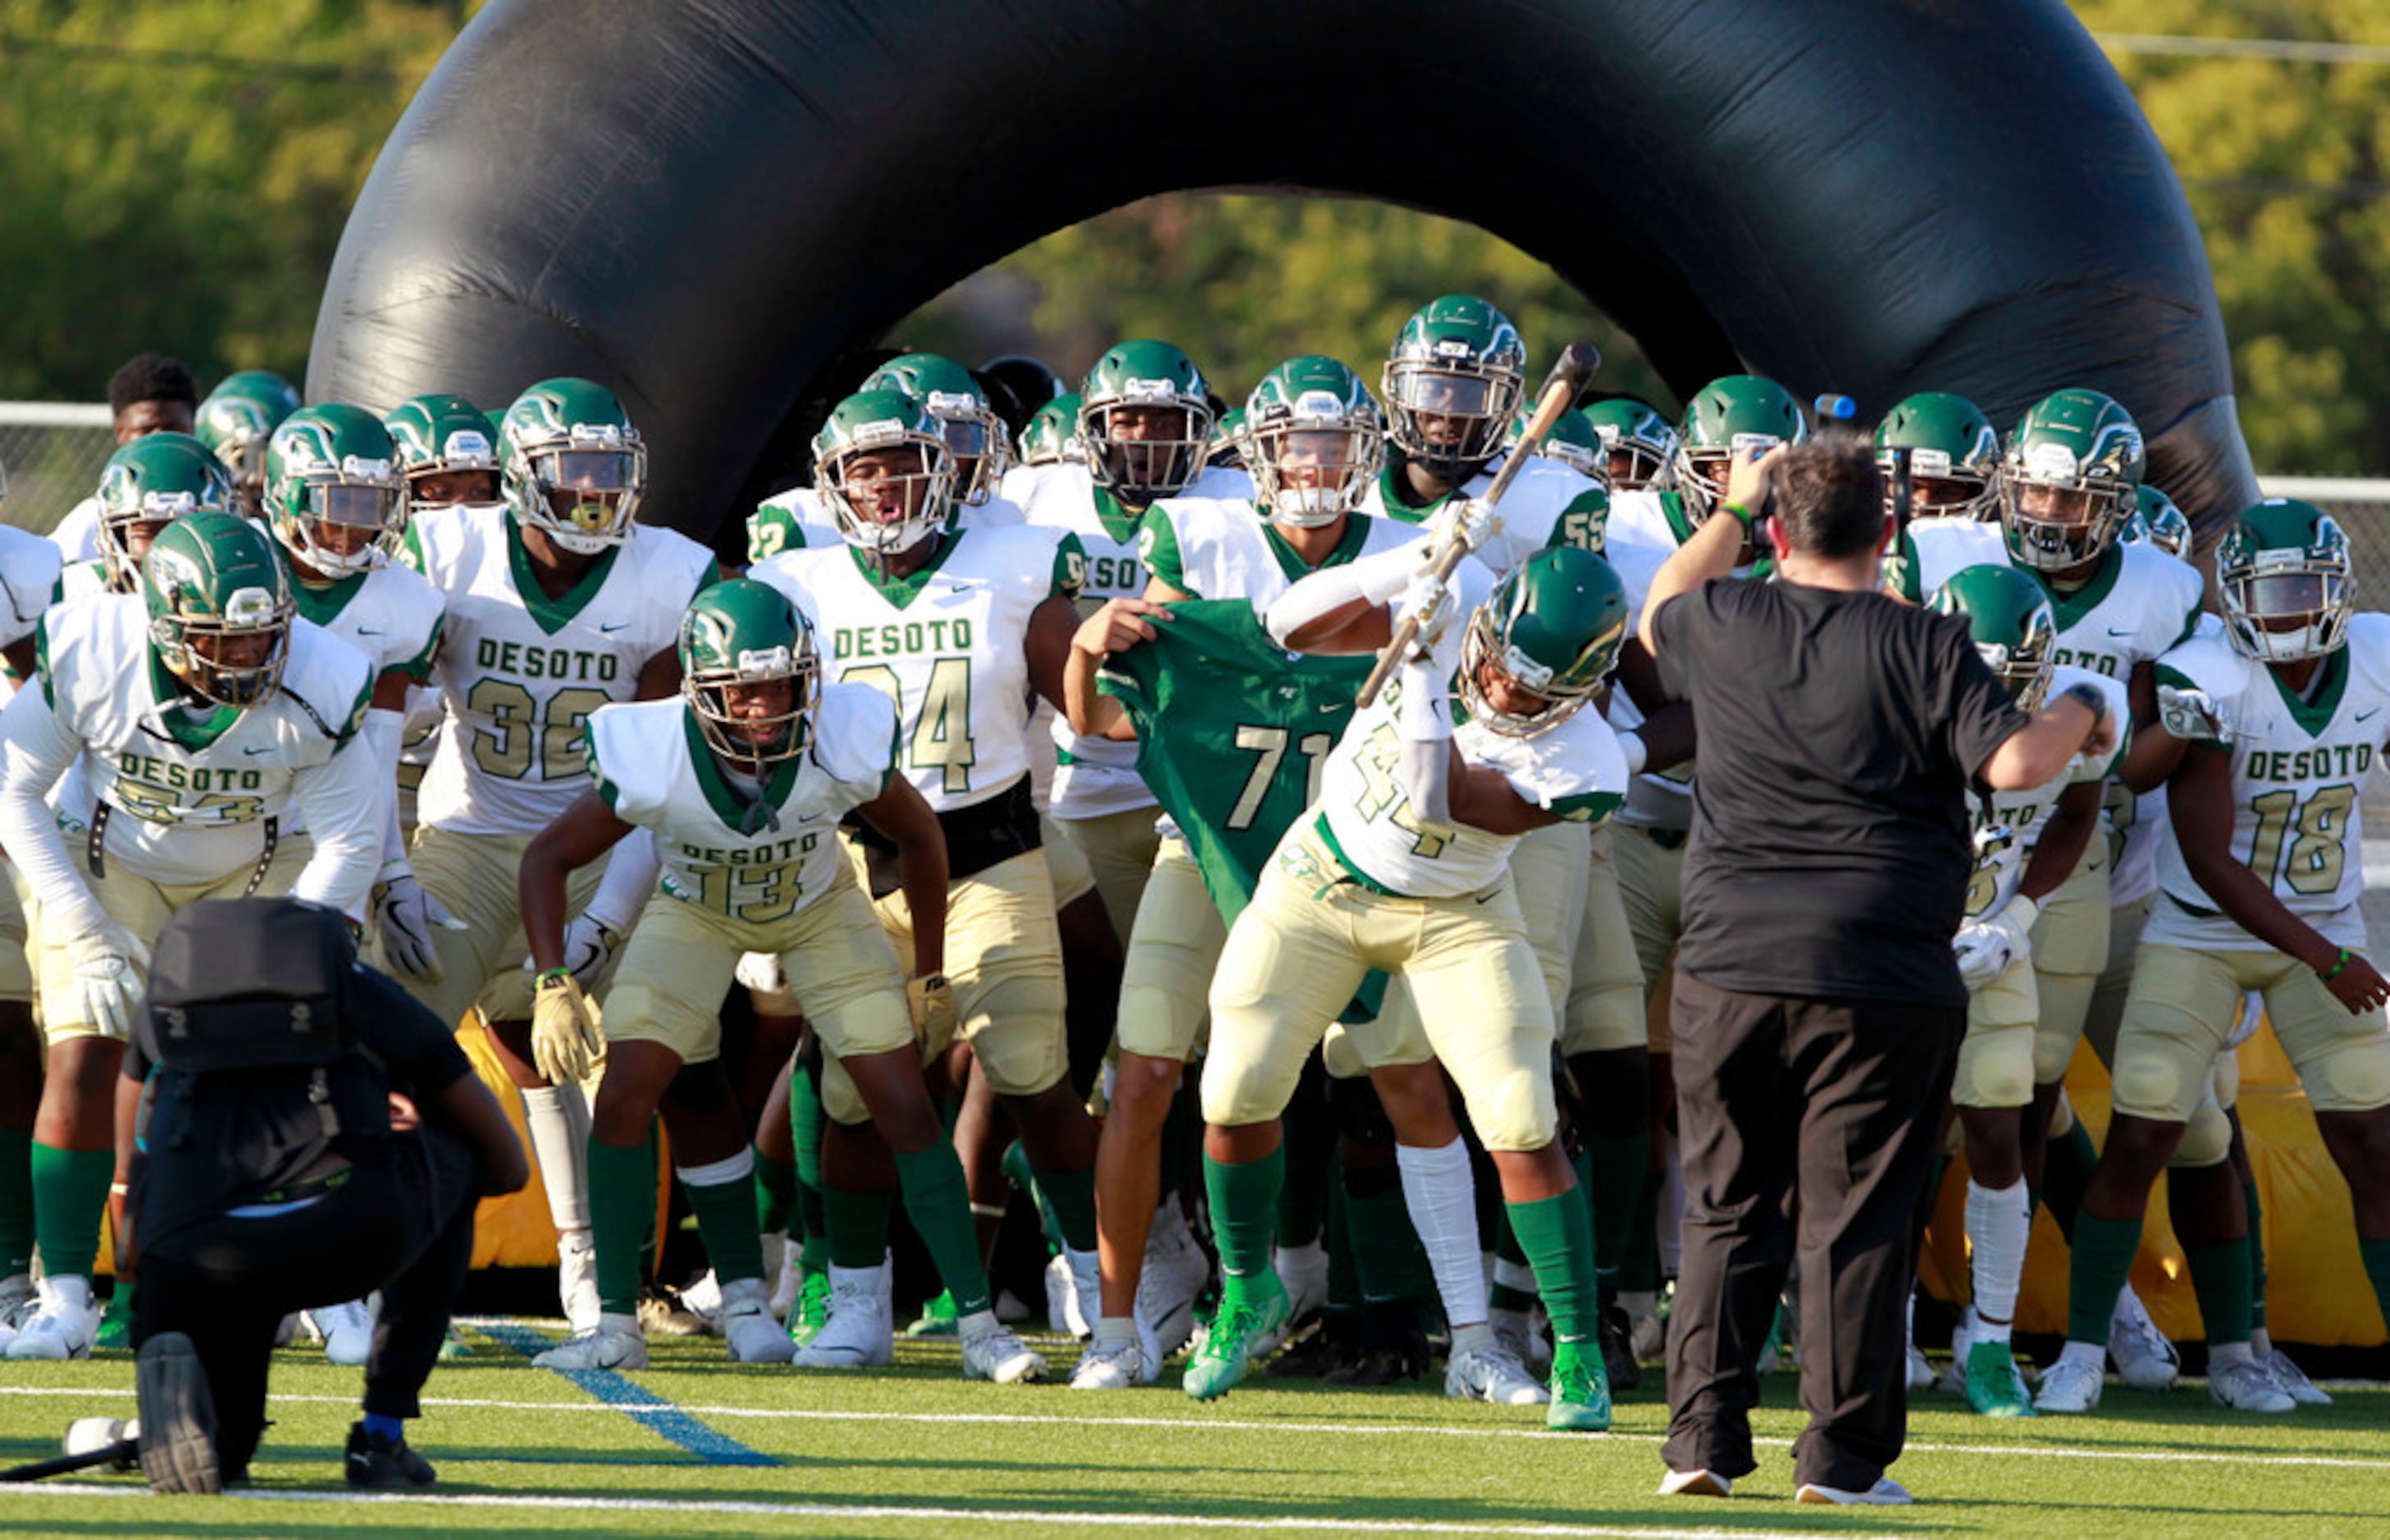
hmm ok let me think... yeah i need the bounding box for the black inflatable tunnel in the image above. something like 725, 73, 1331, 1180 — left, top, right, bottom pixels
308, 0, 2259, 554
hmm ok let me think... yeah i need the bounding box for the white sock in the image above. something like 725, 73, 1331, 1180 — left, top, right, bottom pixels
2059, 1338, 2105, 1369
43, 1274, 91, 1312
677, 1149, 755, 1189
1393, 1137, 1489, 1331
2210, 1340, 2253, 1366
1448, 1320, 1493, 1355
522, 1082, 593, 1232
2251, 1326, 2275, 1356
1964, 1178, 2028, 1345
1092, 1315, 1138, 1348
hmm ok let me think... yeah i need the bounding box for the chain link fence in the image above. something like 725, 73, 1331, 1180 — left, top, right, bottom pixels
0, 403, 114, 539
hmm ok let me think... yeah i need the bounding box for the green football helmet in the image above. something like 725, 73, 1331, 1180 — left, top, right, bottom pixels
194, 371, 302, 508
263, 404, 407, 579
1928, 563, 2059, 711
384, 392, 500, 508
1019, 392, 1084, 468
812, 389, 955, 561
95, 433, 237, 592
2127, 484, 2192, 559
1208, 406, 1248, 473
1243, 356, 1384, 528
863, 353, 1013, 507
1381, 294, 1527, 483
1502, 400, 1604, 483
1874, 391, 2000, 522
2217, 498, 2352, 663
1079, 340, 1214, 501
500, 377, 648, 554
1672, 374, 1808, 523
1459, 547, 1629, 737
142, 510, 294, 708
679, 578, 819, 764
1580, 398, 1677, 491
1998, 388, 2144, 572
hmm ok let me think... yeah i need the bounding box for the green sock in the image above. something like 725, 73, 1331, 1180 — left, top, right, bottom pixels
682, 1160, 765, 1286
2243, 1179, 2268, 1333
1343, 1178, 1426, 1305
753, 1149, 797, 1237
2184, 1237, 2254, 1348
1507, 1190, 1600, 1345
2065, 1210, 2144, 1346
1584, 1132, 1647, 1288
30, 1143, 112, 1280
2041, 1119, 2099, 1242
588, 1136, 659, 1315
1203, 1146, 1285, 1287
823, 1182, 896, 1271
2358, 1237, 2390, 1339
892, 1145, 992, 1315
0, 1127, 32, 1276
1032, 1161, 1099, 1254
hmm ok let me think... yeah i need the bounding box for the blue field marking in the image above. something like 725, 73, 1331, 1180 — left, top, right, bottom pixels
471, 1319, 778, 1468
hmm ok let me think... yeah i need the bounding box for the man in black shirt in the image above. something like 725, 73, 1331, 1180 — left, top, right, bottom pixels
114, 900, 527, 1496
1638, 437, 2115, 1506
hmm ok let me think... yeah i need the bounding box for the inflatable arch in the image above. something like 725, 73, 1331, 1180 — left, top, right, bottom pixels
309, 0, 2259, 555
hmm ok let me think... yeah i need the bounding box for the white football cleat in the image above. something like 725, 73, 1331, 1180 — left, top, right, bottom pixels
718, 1277, 795, 1365
1796, 1476, 1913, 1506
532, 1313, 647, 1370
1062, 1246, 1103, 1343
2258, 1346, 2333, 1406
0, 1274, 35, 1350
2208, 1355, 2296, 1413
1044, 1254, 1085, 1337
679, 1269, 725, 1334
308, 1301, 376, 1367
2107, 1287, 2179, 1392
1137, 1206, 1211, 1356
962, 1322, 1047, 1384
1069, 1337, 1154, 1391
792, 1264, 894, 1369
1445, 1342, 1550, 1406
558, 1228, 602, 1335
2033, 1355, 2105, 1415
4, 1282, 98, 1362
1256, 1240, 1328, 1357
1488, 1305, 1553, 1376
1937, 1310, 1975, 1394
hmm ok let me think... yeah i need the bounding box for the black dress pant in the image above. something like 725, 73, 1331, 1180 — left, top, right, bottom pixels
1662, 972, 1960, 1492
131, 1127, 481, 1475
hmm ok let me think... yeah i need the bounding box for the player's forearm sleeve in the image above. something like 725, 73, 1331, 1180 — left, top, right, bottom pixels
1264, 544, 1421, 646
583, 825, 659, 932
360, 708, 412, 878
290, 737, 386, 920
0, 686, 104, 937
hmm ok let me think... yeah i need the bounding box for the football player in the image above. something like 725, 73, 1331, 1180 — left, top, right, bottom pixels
2039, 499, 2390, 1415
1582, 398, 1679, 494
60, 435, 239, 607
45, 353, 200, 564
1186, 542, 1632, 1433
194, 371, 303, 521
751, 389, 1105, 1367
1007, 392, 1085, 476
392, 377, 717, 1333
1929, 566, 2123, 1415
0, 513, 381, 1359
516, 580, 1043, 1380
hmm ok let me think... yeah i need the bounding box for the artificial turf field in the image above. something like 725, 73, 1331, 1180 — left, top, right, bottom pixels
0, 1322, 2383, 1538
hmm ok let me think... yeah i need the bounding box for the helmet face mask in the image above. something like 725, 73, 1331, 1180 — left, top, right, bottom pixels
1998, 389, 2144, 572
96, 433, 237, 592
1583, 399, 1679, 492
385, 393, 500, 510
863, 355, 1015, 506
1382, 296, 1526, 485
1457, 548, 1627, 737
1672, 376, 1807, 525
143, 512, 294, 709
1079, 341, 1214, 501
501, 379, 648, 555
814, 390, 956, 562
267, 404, 408, 579
2219, 499, 2353, 664
2130, 485, 2192, 559
679, 580, 819, 766
1244, 358, 1384, 529
1931, 563, 2058, 713
1875, 392, 2000, 522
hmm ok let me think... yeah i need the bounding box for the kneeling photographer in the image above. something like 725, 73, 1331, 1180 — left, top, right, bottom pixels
116, 898, 526, 1494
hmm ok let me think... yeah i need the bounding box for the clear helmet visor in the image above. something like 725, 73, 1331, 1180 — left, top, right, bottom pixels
541, 449, 636, 494
1254, 426, 1377, 527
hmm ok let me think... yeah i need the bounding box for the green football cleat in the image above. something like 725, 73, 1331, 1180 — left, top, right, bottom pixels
905, 1288, 960, 1338
787, 1271, 832, 1347
1546, 1341, 1614, 1433
94, 1289, 135, 1351
1182, 1276, 1289, 1402
1964, 1338, 2037, 1419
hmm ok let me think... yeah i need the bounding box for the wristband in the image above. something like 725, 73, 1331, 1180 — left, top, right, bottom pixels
1720, 499, 1758, 529
1616, 730, 1649, 777
2320, 948, 2352, 983
2060, 681, 2110, 727
536, 967, 572, 989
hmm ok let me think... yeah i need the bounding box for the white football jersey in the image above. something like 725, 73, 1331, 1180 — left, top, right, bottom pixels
1142, 497, 1432, 613
1963, 666, 2128, 923
1308, 559, 1626, 898
586, 685, 898, 924
278, 556, 445, 840
0, 596, 381, 919
1361, 455, 1608, 576
1906, 523, 2202, 681
747, 485, 1027, 569
49, 558, 113, 608
1, 526, 63, 651
2146, 613, 2390, 954
752, 525, 1078, 814
400, 504, 715, 836
1010, 468, 1160, 818
47, 498, 100, 564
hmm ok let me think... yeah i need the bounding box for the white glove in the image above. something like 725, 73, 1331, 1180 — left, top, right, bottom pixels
1396, 569, 1458, 662
734, 951, 788, 996
1952, 895, 2037, 991
373, 873, 463, 981
68, 923, 152, 1041
523, 914, 623, 991
1426, 496, 1500, 555
2156, 682, 2229, 742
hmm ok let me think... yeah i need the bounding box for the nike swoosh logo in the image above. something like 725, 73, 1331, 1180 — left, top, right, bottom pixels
243, 746, 273, 755
599, 622, 629, 633
355, 626, 385, 637
1475, 892, 1497, 905
2359, 708, 2381, 723
2106, 627, 2132, 637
